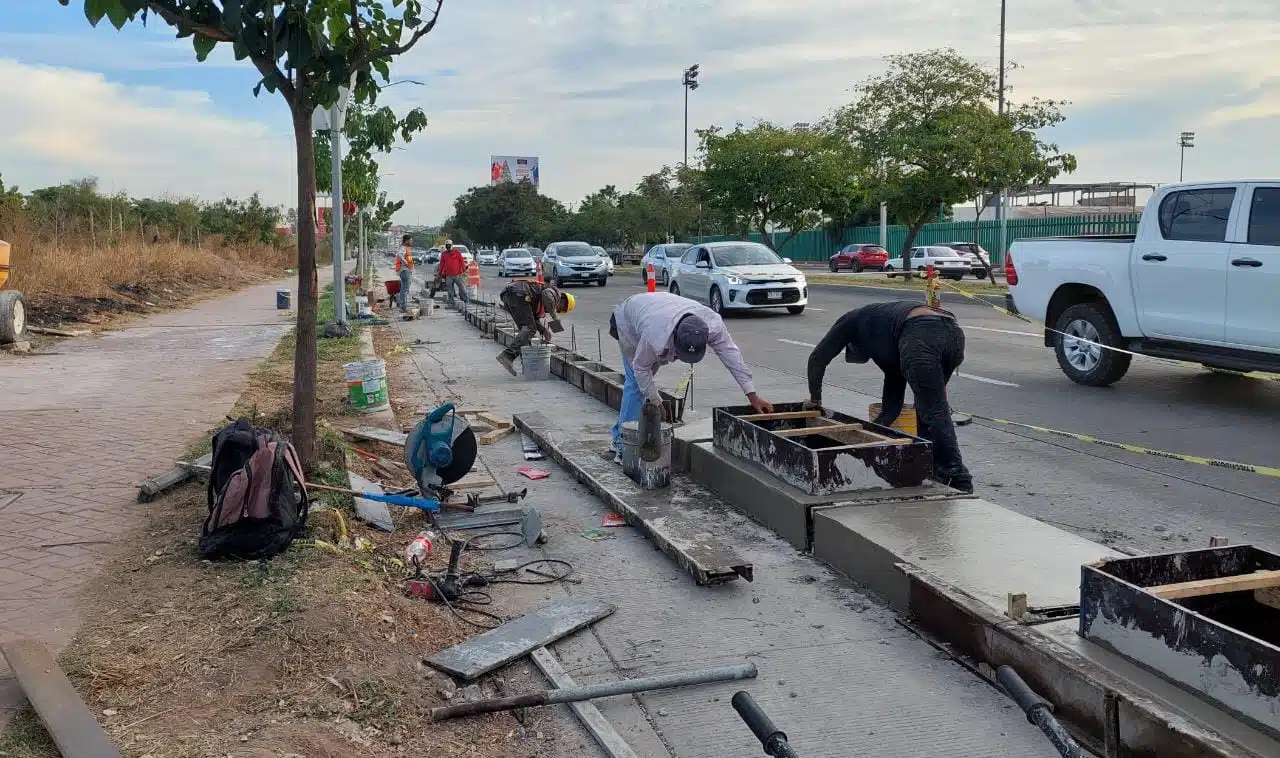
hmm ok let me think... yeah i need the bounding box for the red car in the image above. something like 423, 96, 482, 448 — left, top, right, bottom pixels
829, 244, 890, 273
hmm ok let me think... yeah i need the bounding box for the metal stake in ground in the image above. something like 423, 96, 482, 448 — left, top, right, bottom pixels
429, 662, 758, 722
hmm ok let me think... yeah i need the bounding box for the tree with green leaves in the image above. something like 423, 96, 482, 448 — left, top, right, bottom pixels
830, 48, 1076, 278
450, 181, 566, 249
64, 0, 445, 467
696, 122, 857, 253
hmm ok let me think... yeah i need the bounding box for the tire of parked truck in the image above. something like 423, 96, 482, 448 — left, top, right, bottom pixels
0, 290, 27, 344
1053, 302, 1132, 387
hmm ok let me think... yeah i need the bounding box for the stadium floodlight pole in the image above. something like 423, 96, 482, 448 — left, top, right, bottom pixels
683, 64, 700, 166
996, 0, 1008, 263
1179, 131, 1195, 182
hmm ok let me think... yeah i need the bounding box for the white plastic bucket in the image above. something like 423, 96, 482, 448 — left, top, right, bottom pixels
520, 344, 554, 381
344, 359, 390, 412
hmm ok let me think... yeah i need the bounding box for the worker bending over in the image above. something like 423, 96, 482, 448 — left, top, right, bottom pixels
394, 234, 415, 311
609, 292, 772, 460
805, 301, 972, 493
496, 280, 574, 376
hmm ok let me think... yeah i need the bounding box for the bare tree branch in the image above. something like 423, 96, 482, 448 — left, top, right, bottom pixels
360, 0, 444, 67
145, 1, 235, 42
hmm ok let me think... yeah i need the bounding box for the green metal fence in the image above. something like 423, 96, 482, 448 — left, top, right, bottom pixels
696, 213, 1141, 265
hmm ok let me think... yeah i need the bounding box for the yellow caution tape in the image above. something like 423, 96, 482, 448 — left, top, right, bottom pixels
969, 413, 1280, 479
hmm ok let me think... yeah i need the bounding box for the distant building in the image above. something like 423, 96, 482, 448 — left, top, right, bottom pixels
952, 183, 1156, 222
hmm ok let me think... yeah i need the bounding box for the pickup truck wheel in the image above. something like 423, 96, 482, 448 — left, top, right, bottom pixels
1054, 303, 1132, 386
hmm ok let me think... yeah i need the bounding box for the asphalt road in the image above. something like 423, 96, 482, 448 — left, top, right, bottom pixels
420, 262, 1280, 555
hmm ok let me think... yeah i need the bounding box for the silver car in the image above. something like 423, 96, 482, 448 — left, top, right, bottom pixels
667, 241, 808, 315
592, 246, 614, 276
639, 243, 691, 286
498, 248, 537, 277
541, 241, 609, 287
885, 246, 971, 280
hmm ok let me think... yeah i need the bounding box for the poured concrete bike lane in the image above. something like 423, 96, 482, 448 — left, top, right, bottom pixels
0, 279, 298, 717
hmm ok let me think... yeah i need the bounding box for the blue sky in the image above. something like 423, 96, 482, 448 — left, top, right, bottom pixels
2, 1, 1278, 223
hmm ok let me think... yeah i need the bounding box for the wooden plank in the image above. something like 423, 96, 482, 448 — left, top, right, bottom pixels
425, 598, 615, 681
475, 411, 513, 430
478, 425, 516, 445
138, 453, 212, 502
1255, 587, 1280, 610
775, 423, 864, 437
736, 410, 823, 422
1, 638, 123, 758
1147, 569, 1280, 600
530, 647, 640, 758
449, 474, 498, 490
342, 426, 408, 447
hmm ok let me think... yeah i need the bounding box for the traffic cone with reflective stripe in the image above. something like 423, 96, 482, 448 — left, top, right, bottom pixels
646, 263, 656, 293
536, 264, 543, 285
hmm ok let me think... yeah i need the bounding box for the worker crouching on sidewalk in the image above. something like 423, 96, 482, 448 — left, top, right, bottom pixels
609, 292, 772, 461
805, 301, 972, 493
496, 280, 574, 376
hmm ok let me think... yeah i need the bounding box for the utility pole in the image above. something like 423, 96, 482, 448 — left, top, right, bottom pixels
682, 64, 700, 166
330, 104, 346, 326
879, 202, 888, 249
1179, 131, 1195, 182
996, 0, 1008, 265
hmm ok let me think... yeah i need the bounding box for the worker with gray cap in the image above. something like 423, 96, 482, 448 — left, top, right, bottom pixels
608, 291, 772, 460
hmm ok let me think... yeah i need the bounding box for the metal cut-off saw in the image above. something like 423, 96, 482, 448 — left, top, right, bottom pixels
404, 402, 478, 500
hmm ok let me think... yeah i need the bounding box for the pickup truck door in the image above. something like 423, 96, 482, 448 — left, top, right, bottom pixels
1226, 184, 1280, 350
1131, 186, 1235, 343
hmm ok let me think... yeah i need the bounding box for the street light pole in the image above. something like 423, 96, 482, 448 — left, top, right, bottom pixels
330, 104, 346, 326
682, 64, 700, 167
996, 0, 1008, 264
1179, 131, 1195, 182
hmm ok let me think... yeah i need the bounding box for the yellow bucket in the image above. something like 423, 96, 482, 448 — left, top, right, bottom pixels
869, 403, 917, 436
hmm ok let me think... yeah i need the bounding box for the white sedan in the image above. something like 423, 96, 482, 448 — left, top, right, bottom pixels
886, 246, 971, 280
497, 248, 538, 277
476, 249, 499, 266
667, 241, 807, 315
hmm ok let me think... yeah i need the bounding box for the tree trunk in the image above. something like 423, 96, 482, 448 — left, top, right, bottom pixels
899, 215, 929, 281
290, 102, 320, 470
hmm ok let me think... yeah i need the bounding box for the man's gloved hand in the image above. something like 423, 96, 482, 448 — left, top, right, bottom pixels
540, 326, 554, 342
801, 398, 822, 412
746, 393, 773, 415
643, 398, 671, 421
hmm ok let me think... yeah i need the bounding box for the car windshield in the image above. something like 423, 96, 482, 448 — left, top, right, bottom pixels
662, 244, 690, 257
505, 250, 531, 259
557, 243, 597, 257
712, 244, 783, 267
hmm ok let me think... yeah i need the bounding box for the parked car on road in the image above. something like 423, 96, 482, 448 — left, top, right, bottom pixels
453, 245, 473, 266
477, 249, 499, 266
497, 248, 537, 278
541, 242, 609, 286
592, 246, 614, 276
639, 243, 692, 285
938, 242, 991, 278
829, 243, 890, 272
1008, 179, 1280, 386
885, 246, 970, 280
667, 241, 807, 315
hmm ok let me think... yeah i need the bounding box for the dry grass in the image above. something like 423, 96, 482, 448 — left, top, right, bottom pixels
4, 226, 295, 326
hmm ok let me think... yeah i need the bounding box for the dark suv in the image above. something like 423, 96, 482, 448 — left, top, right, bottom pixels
829, 244, 890, 272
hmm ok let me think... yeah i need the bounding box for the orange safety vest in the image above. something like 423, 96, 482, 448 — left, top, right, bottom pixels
395, 246, 414, 272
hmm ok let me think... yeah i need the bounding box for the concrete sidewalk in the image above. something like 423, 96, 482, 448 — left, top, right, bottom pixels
0, 278, 297, 715
385, 299, 1059, 758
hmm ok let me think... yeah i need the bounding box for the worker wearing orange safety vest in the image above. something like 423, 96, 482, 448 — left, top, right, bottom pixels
394, 235, 415, 311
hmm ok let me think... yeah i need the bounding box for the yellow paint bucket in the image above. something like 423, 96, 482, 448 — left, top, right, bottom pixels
869, 403, 917, 436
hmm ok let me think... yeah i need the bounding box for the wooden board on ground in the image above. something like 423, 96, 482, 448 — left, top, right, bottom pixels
1, 638, 123, 758
1147, 569, 1280, 600
478, 425, 515, 445
347, 471, 394, 532
448, 472, 498, 490
138, 453, 212, 502
343, 426, 409, 447
531, 647, 639, 758
425, 598, 615, 681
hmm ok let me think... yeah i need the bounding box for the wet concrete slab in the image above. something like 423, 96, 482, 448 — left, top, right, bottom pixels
671, 416, 713, 473
813, 497, 1121, 614
689, 440, 957, 551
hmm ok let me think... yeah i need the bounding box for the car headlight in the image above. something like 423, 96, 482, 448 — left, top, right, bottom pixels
724, 274, 744, 285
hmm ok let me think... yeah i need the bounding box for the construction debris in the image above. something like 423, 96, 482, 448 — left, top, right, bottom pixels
348, 471, 394, 532
424, 598, 615, 681
138, 453, 212, 502
343, 426, 409, 447
1, 638, 123, 758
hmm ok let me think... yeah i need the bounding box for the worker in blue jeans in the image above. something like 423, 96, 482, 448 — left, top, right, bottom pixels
607, 292, 772, 460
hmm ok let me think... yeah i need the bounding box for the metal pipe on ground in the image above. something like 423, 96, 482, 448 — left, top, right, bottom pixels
732, 691, 800, 757
996, 665, 1087, 758
429, 662, 758, 722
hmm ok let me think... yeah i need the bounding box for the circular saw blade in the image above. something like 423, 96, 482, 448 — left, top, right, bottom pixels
435, 424, 478, 486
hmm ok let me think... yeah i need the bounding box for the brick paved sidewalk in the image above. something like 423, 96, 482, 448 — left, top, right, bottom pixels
0, 279, 298, 716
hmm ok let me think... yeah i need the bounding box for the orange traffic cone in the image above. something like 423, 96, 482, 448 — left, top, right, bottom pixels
536, 264, 543, 285
646, 262, 656, 293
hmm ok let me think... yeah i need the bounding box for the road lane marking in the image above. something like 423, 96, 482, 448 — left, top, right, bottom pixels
964, 325, 1039, 338
958, 372, 1020, 387
778, 339, 1020, 387
806, 307, 826, 312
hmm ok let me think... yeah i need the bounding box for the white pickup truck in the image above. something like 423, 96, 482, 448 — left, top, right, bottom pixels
1006, 180, 1280, 385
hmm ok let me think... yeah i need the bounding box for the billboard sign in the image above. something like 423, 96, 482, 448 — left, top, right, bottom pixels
490, 155, 539, 187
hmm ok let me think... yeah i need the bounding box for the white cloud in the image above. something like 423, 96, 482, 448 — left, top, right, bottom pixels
0, 58, 294, 206
2, 0, 1279, 224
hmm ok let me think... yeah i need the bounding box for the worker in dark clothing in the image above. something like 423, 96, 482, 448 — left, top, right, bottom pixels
496, 280, 575, 376
805, 301, 972, 493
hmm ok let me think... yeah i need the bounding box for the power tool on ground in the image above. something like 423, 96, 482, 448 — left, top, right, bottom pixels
404, 402, 478, 497
404, 538, 487, 602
